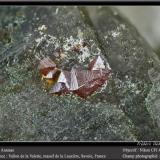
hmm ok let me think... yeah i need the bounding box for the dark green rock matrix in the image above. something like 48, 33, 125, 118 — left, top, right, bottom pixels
0, 6, 160, 141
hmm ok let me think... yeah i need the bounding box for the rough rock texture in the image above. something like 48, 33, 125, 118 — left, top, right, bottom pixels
0, 85, 136, 141
87, 6, 160, 140
0, 6, 160, 141
146, 68, 160, 130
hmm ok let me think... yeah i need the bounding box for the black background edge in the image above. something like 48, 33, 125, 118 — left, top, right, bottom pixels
0, 1, 160, 5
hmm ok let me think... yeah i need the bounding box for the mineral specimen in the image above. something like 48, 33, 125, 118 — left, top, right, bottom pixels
38, 55, 111, 98
38, 57, 56, 76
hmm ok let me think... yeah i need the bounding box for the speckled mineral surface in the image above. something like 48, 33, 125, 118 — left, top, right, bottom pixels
0, 6, 160, 141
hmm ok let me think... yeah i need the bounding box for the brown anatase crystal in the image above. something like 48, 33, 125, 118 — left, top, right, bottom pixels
38, 55, 111, 98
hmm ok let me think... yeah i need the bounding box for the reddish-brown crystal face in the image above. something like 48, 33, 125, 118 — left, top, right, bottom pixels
38, 56, 111, 98
73, 70, 109, 98
38, 57, 56, 76
88, 57, 97, 70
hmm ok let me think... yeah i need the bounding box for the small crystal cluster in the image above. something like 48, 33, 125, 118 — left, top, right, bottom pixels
38, 56, 111, 98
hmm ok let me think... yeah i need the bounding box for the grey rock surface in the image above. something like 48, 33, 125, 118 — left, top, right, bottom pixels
0, 85, 136, 141
87, 6, 160, 140
146, 68, 160, 130
0, 6, 159, 141
116, 6, 160, 49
